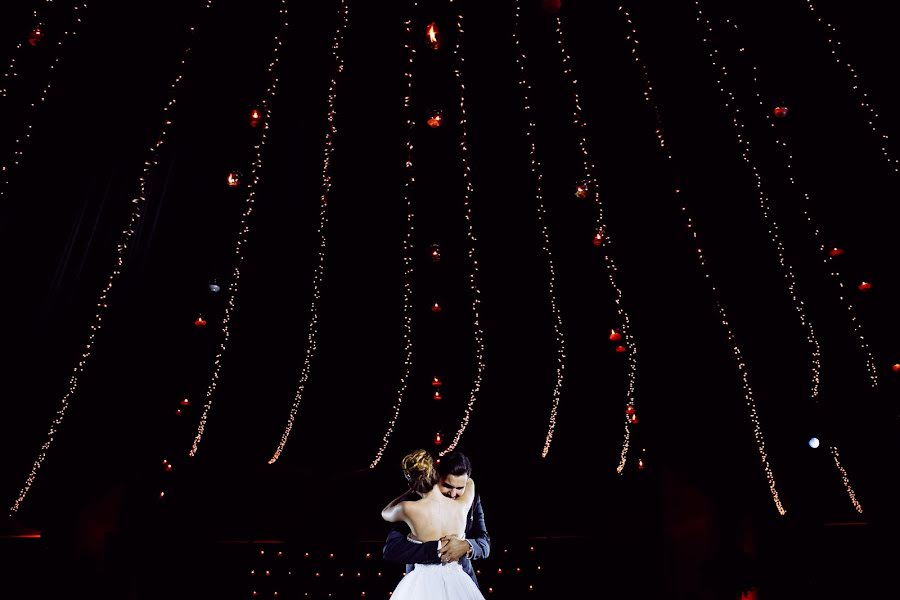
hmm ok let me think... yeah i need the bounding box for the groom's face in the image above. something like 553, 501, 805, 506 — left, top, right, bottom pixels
439, 473, 468, 498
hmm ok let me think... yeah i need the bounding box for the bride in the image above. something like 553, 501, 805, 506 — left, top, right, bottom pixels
381, 450, 485, 600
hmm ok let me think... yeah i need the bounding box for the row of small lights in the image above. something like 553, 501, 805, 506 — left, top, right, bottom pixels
616, 3, 785, 512
0, 0, 53, 97
245, 545, 543, 597
551, 10, 640, 468
804, 1, 899, 171
512, 0, 568, 462
1, 2, 87, 204
189, 0, 289, 457
720, 15, 864, 513
438, 0, 487, 457
369, 2, 420, 468
269, 0, 352, 464
11, 0, 217, 515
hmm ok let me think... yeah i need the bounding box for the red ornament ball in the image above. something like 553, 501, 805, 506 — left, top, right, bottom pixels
773, 106, 789, 118
542, 0, 562, 13
615, 345, 626, 353
592, 230, 604, 247
427, 112, 443, 128
625, 405, 636, 416
609, 329, 622, 342
432, 303, 442, 313
858, 281, 872, 292
828, 247, 845, 257
892, 363, 900, 373
28, 27, 44, 46
194, 316, 207, 328
249, 108, 263, 128
226, 171, 241, 188
432, 376, 442, 387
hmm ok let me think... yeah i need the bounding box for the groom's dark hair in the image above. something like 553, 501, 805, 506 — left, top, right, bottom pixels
437, 451, 472, 478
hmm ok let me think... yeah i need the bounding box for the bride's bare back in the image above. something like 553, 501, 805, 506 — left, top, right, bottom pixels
385, 479, 475, 543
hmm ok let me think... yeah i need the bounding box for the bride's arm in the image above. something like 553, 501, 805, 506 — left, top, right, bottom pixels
381, 491, 411, 523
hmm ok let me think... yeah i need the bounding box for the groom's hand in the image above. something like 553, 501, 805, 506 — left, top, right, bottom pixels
439, 535, 471, 563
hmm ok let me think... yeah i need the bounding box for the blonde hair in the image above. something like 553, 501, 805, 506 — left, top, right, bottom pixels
401, 449, 438, 495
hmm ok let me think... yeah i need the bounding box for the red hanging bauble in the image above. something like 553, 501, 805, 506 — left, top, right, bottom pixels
609, 329, 622, 342
828, 247, 845, 257
175, 408, 183, 416
180, 398, 191, 406
773, 105, 789, 118
430, 244, 441, 262
592, 229, 604, 247
434, 432, 442, 445
575, 183, 589, 199
432, 376, 442, 387
637, 458, 645, 470
249, 107, 263, 128
615, 345, 626, 353
892, 363, 900, 373
226, 171, 242, 188
542, 0, 562, 13
629, 413, 639, 424
858, 281, 872, 292
427, 110, 443, 128
432, 303, 442, 313
28, 27, 44, 46
425, 22, 440, 50
625, 405, 636, 416
433, 390, 442, 401
194, 315, 207, 328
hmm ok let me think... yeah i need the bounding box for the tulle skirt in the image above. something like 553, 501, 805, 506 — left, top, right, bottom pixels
389, 562, 485, 600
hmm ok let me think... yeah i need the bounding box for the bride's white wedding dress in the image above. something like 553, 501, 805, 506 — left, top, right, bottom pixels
388, 536, 485, 600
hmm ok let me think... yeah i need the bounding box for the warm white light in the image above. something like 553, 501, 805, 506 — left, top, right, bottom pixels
270, 0, 349, 464
618, 4, 786, 511
439, 4, 487, 457
192, 0, 289, 457
513, 0, 567, 460
548, 10, 639, 465
11, 1, 214, 515
1, 4, 88, 204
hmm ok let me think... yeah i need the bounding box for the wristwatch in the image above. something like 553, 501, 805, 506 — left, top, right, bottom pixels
465, 540, 474, 560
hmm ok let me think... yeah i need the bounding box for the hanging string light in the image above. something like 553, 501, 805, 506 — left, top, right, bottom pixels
1, 3, 88, 204
10, 1, 217, 515
190, 0, 289, 457
617, 4, 785, 514
1, 0, 53, 98
804, 1, 899, 171
269, 0, 350, 464
438, 0, 487, 456
512, 0, 567, 459
550, 11, 639, 465
369, 3, 419, 469
695, 1, 824, 404
722, 15, 865, 512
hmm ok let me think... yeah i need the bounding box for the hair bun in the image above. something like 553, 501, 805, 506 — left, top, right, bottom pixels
401, 449, 438, 494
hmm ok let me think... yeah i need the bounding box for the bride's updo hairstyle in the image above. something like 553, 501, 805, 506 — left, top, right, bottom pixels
401, 449, 438, 495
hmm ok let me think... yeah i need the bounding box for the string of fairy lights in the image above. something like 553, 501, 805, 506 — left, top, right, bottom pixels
369, 2, 419, 469
10, 0, 217, 515
268, 0, 350, 464
693, 1, 824, 400
511, 0, 567, 459
438, 0, 487, 457
0, 0, 55, 98
550, 13, 638, 468
804, 1, 898, 172
617, 3, 785, 514
0, 2, 88, 203
720, 14, 864, 513
189, 0, 289, 457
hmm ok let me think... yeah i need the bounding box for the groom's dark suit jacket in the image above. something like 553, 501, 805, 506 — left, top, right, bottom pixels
382, 491, 490, 588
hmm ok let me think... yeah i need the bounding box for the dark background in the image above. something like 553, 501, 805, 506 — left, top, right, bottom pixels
1, 0, 899, 598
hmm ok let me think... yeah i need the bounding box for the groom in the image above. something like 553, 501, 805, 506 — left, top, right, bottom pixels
382, 450, 491, 588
